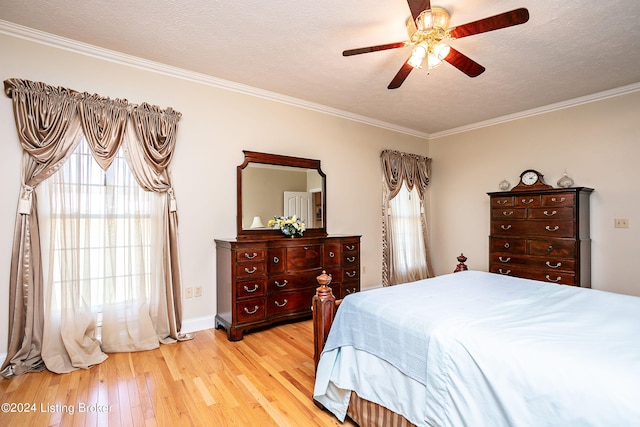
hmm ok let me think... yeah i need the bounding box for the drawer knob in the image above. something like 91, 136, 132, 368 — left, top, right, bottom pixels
244, 284, 259, 293
547, 245, 554, 252
244, 306, 259, 315
521, 198, 534, 204
329, 251, 335, 258
546, 275, 562, 283
244, 266, 258, 274
244, 252, 258, 259
272, 256, 279, 264
545, 226, 560, 232
502, 211, 514, 216
275, 280, 288, 288
499, 256, 511, 263
546, 261, 562, 269
346, 245, 355, 251
274, 299, 288, 308
504, 243, 510, 249
551, 197, 566, 203
543, 210, 557, 216
498, 269, 511, 275
501, 224, 512, 230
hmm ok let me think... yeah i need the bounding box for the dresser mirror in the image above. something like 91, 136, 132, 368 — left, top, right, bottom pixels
237, 151, 327, 239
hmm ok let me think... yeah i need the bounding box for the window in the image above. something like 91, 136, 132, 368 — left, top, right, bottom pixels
388, 183, 428, 283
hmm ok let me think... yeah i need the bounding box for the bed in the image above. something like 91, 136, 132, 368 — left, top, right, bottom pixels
311, 267, 640, 427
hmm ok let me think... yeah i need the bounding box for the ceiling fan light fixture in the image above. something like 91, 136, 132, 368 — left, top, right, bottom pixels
416, 7, 450, 32
427, 43, 450, 68
408, 43, 427, 68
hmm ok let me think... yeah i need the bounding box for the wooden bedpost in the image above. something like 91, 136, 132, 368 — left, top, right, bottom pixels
454, 253, 468, 273
312, 270, 339, 370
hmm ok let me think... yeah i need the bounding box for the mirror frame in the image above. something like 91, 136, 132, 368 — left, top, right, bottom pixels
237, 150, 327, 239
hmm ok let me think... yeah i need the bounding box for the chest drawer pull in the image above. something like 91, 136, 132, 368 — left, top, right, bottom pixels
244, 252, 258, 259
345, 245, 355, 251
244, 266, 258, 274
501, 224, 512, 230
244, 284, 259, 293
545, 226, 560, 232
543, 210, 557, 216
502, 211, 514, 216
497, 200, 508, 205
244, 306, 259, 315
546, 275, 562, 283
275, 280, 288, 288
521, 198, 534, 204
272, 256, 279, 264
329, 251, 335, 258
546, 261, 562, 268
498, 269, 511, 275
347, 256, 356, 263
345, 288, 357, 295
551, 197, 565, 203
346, 270, 357, 278
499, 256, 511, 263
274, 299, 288, 308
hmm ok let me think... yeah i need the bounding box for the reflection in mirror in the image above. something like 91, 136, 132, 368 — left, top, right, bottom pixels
237, 151, 327, 239
241, 164, 323, 230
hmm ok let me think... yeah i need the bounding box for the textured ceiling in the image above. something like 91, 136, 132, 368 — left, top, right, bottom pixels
1, 0, 639, 137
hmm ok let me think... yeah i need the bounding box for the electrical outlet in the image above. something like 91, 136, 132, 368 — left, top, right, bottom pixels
185, 287, 193, 298
194, 286, 202, 297
614, 218, 629, 228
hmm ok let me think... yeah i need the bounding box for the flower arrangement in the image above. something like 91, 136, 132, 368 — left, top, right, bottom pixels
268, 215, 306, 237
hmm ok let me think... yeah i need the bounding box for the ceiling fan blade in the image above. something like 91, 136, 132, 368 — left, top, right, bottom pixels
388, 59, 414, 89
407, 0, 431, 22
343, 41, 409, 56
449, 8, 529, 39
444, 47, 485, 77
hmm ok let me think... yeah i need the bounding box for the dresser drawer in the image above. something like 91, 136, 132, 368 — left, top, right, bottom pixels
236, 279, 266, 299
492, 208, 526, 219
528, 239, 576, 257
236, 299, 266, 324
236, 248, 266, 263
286, 245, 322, 271
268, 271, 319, 292
267, 288, 315, 317
491, 254, 575, 273
491, 220, 575, 238
542, 193, 575, 207
490, 237, 526, 254
528, 207, 573, 220
515, 195, 541, 207
489, 265, 577, 286
323, 243, 341, 268
236, 262, 266, 279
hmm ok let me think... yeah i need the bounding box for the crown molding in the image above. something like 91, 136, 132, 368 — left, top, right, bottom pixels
0, 20, 429, 140
2, 19, 637, 142
429, 82, 640, 140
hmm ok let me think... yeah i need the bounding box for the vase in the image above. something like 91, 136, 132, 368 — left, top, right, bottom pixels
557, 172, 574, 188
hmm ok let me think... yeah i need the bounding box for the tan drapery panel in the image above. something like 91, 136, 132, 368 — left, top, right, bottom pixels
1, 78, 188, 378
380, 150, 434, 286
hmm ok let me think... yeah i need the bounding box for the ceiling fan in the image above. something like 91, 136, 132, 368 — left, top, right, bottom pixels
343, 0, 529, 89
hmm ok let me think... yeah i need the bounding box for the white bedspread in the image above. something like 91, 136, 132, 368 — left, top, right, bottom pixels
314, 271, 640, 426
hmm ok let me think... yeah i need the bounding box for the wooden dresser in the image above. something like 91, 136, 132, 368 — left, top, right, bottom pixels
215, 235, 360, 340
488, 187, 593, 287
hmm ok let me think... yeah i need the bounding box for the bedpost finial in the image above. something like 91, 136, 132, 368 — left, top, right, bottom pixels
454, 253, 468, 273
316, 270, 332, 287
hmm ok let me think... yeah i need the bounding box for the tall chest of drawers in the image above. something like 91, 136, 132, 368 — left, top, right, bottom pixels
215, 235, 360, 340
488, 187, 593, 287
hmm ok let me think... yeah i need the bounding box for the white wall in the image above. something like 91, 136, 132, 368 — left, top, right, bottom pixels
0, 33, 429, 354
429, 91, 640, 296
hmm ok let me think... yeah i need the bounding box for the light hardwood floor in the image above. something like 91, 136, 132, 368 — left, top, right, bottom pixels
0, 320, 355, 426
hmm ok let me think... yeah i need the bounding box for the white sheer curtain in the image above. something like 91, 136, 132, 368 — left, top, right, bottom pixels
388, 183, 429, 284
42, 139, 162, 373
